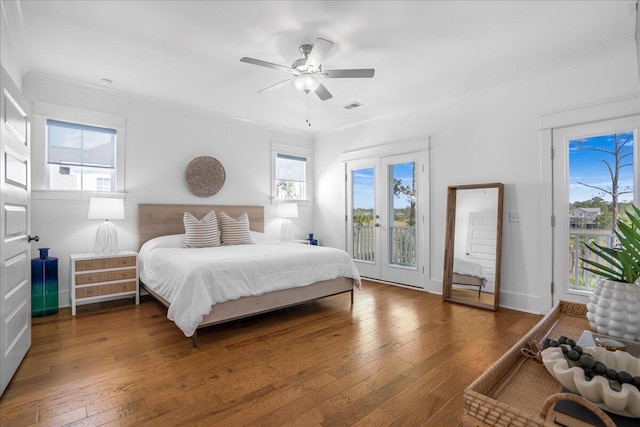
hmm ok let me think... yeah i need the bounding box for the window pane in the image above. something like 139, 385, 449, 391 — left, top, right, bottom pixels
352, 167, 375, 262
48, 125, 82, 164
47, 163, 115, 191
47, 119, 116, 168
276, 154, 305, 182
48, 164, 82, 190
82, 130, 116, 167
275, 153, 306, 199
275, 180, 304, 199
567, 131, 635, 291
46, 119, 117, 191
389, 162, 416, 267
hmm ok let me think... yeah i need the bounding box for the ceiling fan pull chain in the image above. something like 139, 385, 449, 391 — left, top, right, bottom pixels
306, 94, 311, 127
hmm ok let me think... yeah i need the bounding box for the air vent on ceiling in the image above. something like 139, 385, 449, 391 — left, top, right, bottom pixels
343, 101, 363, 110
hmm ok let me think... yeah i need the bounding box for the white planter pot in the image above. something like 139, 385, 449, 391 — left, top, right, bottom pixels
586, 279, 640, 342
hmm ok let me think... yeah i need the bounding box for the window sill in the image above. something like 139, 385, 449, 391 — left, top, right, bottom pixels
272, 199, 312, 207
32, 190, 126, 201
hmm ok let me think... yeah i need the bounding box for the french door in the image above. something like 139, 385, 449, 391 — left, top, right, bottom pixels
552, 115, 639, 304
346, 151, 427, 288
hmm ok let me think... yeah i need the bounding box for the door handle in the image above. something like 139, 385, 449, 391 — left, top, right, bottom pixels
28, 234, 40, 242
374, 223, 380, 227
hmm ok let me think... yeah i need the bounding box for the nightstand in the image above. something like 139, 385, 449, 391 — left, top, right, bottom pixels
70, 250, 139, 315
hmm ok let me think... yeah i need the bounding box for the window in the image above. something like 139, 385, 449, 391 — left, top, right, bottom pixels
275, 154, 307, 200
46, 119, 117, 191
271, 143, 312, 202
32, 102, 126, 198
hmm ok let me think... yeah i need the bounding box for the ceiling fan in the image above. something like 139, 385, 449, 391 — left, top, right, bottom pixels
240, 38, 375, 101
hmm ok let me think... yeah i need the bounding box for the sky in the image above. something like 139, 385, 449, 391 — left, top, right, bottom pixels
568, 131, 635, 203
352, 162, 414, 210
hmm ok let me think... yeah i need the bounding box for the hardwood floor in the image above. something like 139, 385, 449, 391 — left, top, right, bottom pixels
0, 280, 542, 426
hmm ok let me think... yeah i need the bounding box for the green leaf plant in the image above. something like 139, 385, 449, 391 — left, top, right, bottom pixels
581, 205, 640, 284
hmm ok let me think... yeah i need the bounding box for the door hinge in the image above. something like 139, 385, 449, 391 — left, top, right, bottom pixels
551, 281, 554, 294
422, 164, 425, 173
422, 266, 425, 274
550, 147, 554, 159
551, 215, 556, 227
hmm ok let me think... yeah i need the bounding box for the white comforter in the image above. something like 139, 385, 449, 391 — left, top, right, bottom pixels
139, 233, 361, 337
453, 257, 487, 285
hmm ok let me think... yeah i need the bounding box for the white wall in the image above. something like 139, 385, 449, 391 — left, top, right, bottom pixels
0, 0, 24, 88
23, 73, 314, 308
314, 42, 640, 314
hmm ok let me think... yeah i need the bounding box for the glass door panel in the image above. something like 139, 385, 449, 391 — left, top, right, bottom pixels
388, 161, 416, 268
346, 159, 379, 279
552, 116, 638, 303
353, 166, 375, 262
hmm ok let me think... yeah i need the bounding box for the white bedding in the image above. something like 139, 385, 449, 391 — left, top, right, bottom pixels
139, 233, 361, 337
453, 257, 487, 286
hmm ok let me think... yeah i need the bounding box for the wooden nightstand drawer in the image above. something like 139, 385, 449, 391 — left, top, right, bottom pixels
70, 251, 139, 316
75, 281, 137, 299
75, 256, 136, 272
75, 268, 136, 285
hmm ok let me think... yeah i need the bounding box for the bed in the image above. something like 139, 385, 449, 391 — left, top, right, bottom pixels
138, 204, 361, 347
452, 257, 487, 297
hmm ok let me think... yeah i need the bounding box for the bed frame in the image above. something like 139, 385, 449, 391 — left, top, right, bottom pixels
452, 273, 483, 297
138, 204, 355, 347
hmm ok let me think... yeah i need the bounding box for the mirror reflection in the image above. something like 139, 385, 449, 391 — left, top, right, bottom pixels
443, 183, 504, 311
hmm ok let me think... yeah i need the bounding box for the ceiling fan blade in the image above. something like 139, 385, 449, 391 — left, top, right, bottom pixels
322, 69, 375, 78
257, 78, 292, 94
240, 57, 296, 74
305, 38, 334, 69
314, 83, 333, 101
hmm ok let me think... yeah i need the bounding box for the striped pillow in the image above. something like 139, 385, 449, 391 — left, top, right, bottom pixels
220, 212, 254, 245
183, 210, 221, 248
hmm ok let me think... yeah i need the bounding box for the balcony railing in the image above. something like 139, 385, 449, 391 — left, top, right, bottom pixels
352, 225, 416, 267
569, 231, 616, 291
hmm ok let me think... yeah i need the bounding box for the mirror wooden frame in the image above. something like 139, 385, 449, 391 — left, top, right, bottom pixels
442, 183, 504, 311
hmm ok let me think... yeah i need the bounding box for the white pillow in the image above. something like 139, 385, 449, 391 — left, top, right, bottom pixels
220, 212, 254, 245
183, 210, 221, 248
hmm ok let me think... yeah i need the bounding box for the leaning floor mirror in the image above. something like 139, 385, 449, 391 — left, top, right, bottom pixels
443, 183, 504, 311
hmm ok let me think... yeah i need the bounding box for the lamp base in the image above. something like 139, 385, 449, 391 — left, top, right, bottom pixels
94, 221, 119, 255
280, 218, 294, 242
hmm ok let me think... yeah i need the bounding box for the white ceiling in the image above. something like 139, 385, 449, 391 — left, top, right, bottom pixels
13, 1, 639, 133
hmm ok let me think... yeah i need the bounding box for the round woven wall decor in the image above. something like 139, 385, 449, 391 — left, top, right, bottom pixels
185, 156, 226, 197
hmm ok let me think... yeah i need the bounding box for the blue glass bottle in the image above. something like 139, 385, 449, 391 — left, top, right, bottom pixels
31, 248, 58, 317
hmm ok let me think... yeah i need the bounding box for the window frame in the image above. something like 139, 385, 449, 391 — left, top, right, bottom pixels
32, 102, 126, 200
271, 142, 312, 204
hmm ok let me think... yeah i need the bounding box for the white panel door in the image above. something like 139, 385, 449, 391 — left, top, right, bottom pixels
1, 65, 32, 396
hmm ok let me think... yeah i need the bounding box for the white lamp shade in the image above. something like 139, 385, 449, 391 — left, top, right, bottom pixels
277, 203, 298, 218
88, 197, 125, 220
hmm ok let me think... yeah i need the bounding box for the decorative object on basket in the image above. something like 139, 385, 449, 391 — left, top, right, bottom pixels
581, 205, 640, 342
541, 335, 640, 417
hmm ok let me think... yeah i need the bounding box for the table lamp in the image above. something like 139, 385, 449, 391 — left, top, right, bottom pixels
88, 196, 124, 254
278, 203, 298, 242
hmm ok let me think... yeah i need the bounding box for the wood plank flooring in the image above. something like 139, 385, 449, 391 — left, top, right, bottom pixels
0, 280, 542, 426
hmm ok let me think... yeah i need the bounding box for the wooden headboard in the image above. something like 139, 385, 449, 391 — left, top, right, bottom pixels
138, 204, 265, 248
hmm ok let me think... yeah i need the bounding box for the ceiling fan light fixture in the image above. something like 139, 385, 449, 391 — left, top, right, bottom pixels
292, 74, 320, 93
